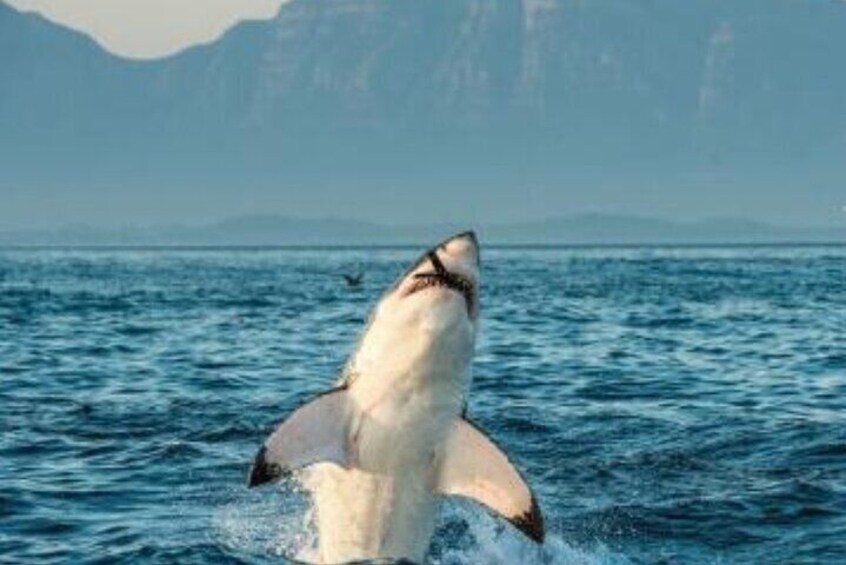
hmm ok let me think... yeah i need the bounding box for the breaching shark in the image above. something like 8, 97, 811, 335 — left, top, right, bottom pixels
247, 231, 544, 564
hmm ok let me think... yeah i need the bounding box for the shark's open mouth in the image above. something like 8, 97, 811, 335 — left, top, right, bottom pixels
406, 251, 475, 311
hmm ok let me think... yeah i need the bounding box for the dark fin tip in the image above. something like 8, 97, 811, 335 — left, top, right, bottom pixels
247, 445, 282, 488
511, 495, 545, 544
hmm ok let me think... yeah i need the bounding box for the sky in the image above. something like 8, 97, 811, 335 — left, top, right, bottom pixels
6, 0, 287, 58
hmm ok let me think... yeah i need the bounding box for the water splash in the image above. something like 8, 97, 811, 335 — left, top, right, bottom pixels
431, 501, 629, 565
213, 487, 628, 564
212, 484, 316, 562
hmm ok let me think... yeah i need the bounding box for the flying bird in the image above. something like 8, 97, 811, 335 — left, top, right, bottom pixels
342, 273, 363, 288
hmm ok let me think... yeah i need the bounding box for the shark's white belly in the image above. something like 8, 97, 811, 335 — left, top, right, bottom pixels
303, 464, 439, 563
304, 333, 468, 563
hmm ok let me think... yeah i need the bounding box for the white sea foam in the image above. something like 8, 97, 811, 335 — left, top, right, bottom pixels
212, 484, 316, 561
213, 486, 629, 564
430, 500, 629, 565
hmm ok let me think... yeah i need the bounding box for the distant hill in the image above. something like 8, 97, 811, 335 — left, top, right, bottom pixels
2, 0, 845, 227
5, 0, 846, 143
1, 215, 843, 246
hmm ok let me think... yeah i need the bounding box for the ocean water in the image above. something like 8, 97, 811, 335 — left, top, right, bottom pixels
1, 245, 844, 564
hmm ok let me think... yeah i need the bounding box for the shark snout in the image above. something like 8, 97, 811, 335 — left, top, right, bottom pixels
438, 231, 479, 267
419, 230, 479, 288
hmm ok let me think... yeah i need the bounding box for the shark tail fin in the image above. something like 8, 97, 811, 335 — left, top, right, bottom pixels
436, 418, 545, 543
248, 387, 353, 487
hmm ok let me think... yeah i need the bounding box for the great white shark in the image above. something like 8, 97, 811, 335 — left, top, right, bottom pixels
247, 231, 544, 564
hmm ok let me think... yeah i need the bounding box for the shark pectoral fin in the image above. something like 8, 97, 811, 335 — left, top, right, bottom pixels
437, 419, 545, 543
248, 387, 352, 488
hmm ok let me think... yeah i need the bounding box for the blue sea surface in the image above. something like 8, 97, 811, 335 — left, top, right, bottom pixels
1, 245, 844, 564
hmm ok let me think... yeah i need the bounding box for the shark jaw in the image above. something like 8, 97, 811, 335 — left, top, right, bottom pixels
405, 250, 476, 316
389, 230, 480, 319
248, 231, 543, 564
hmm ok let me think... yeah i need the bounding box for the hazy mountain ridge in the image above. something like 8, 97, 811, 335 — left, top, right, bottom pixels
4, 0, 846, 151
1, 215, 842, 246
2, 0, 845, 228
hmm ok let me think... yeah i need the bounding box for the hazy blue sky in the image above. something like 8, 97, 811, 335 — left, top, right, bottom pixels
6, 0, 286, 58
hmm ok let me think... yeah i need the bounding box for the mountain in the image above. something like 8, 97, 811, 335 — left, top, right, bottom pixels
6, 0, 846, 154
0, 215, 842, 246
2, 0, 845, 228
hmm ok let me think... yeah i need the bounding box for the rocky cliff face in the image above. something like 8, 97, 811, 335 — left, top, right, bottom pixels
172, 0, 846, 141
2, 0, 845, 207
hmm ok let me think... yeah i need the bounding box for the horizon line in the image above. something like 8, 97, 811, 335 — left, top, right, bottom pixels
1, 241, 845, 252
